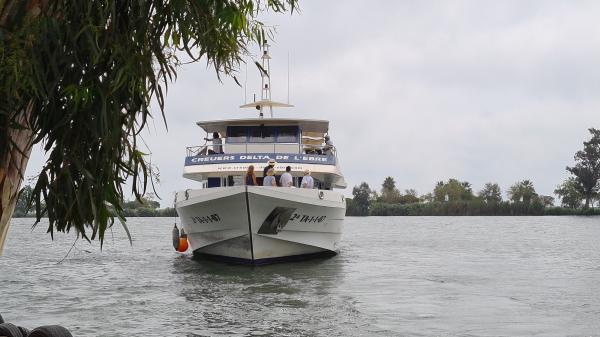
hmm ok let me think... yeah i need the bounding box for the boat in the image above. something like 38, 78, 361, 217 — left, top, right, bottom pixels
174, 40, 347, 264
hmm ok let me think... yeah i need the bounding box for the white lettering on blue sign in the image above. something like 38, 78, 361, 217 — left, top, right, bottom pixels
185, 153, 335, 166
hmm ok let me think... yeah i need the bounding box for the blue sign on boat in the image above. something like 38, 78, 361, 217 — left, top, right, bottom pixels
185, 153, 336, 166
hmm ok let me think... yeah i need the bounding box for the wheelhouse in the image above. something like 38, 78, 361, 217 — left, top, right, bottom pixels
183, 118, 346, 190
186, 118, 335, 156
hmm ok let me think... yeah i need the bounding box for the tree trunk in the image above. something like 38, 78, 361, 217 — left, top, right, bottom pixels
0, 109, 33, 255
1, 1, 47, 255
584, 196, 590, 209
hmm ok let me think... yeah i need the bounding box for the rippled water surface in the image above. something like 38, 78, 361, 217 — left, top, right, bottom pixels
2, 216, 600, 336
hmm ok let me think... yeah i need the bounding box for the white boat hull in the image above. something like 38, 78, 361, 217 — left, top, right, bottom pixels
175, 186, 345, 264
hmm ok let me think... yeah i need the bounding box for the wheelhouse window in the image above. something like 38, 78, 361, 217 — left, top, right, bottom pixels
276, 126, 299, 143
226, 125, 300, 143
227, 126, 247, 143
249, 126, 275, 143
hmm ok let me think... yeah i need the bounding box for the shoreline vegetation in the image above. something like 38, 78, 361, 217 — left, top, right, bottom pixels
347, 128, 600, 217
345, 179, 600, 217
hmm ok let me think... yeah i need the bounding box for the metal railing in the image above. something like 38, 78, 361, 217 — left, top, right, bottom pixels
186, 144, 208, 157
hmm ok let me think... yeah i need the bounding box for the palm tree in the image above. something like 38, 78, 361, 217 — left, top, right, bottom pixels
478, 183, 502, 203
0, 0, 297, 254
508, 180, 537, 204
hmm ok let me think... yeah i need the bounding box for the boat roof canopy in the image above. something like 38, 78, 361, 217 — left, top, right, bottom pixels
196, 118, 330, 134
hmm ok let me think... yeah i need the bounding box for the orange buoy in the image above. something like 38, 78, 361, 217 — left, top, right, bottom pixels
177, 228, 188, 252
177, 237, 188, 252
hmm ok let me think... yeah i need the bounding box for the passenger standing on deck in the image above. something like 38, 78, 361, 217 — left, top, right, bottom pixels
263, 159, 276, 177
263, 168, 277, 187
205, 132, 223, 154
245, 165, 258, 186
280, 166, 293, 187
301, 169, 314, 189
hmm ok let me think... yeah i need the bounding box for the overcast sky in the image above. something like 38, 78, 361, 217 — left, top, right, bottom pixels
26, 0, 600, 206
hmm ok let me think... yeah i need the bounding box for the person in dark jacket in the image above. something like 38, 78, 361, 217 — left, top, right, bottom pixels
263, 158, 276, 177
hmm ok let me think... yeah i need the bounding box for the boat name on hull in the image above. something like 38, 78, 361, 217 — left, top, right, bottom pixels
191, 213, 221, 224
289, 214, 327, 223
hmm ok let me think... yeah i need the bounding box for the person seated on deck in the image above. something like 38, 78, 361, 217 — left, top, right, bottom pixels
204, 132, 223, 154
280, 166, 293, 187
323, 135, 334, 156
263, 168, 277, 187
245, 165, 258, 186
302, 131, 324, 154
301, 169, 314, 189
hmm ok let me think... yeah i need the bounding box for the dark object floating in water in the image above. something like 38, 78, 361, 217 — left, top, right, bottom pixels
0, 314, 73, 337
18, 326, 30, 336
29, 325, 73, 337
0, 323, 22, 337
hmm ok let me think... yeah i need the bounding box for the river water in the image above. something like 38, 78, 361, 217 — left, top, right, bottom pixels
1, 216, 600, 336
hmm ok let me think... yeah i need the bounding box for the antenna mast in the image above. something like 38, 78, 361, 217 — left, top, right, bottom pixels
239, 39, 293, 117
287, 50, 290, 104
244, 61, 248, 104
260, 39, 272, 118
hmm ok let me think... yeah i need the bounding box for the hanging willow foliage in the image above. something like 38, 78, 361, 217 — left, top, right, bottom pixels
0, 0, 297, 247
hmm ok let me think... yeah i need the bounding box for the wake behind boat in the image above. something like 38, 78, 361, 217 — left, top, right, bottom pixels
175, 40, 346, 264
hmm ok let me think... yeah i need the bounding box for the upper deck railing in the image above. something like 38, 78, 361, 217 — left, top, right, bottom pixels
185, 142, 337, 158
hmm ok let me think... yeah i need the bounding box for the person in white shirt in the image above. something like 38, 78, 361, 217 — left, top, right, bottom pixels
204, 132, 223, 154
301, 169, 314, 189
263, 168, 277, 187
280, 166, 293, 187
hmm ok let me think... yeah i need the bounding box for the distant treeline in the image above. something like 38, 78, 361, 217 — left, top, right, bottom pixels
346, 178, 600, 217
350, 200, 600, 216
13, 188, 177, 218
347, 128, 600, 216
